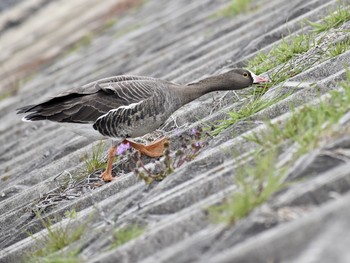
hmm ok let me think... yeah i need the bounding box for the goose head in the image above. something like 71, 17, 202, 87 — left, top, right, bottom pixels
217, 68, 269, 89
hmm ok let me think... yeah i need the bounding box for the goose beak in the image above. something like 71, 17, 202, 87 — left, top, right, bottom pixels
253, 75, 269, 83
250, 71, 270, 83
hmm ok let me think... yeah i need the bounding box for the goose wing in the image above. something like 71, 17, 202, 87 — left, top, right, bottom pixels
17, 76, 167, 123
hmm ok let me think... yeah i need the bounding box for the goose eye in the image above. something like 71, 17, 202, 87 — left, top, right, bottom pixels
243, 72, 249, 77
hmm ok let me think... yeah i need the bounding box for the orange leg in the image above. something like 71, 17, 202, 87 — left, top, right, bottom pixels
101, 144, 118, 182
126, 137, 169, 157
100, 137, 168, 182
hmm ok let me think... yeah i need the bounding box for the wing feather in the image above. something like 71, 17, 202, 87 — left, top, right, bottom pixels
17, 76, 171, 124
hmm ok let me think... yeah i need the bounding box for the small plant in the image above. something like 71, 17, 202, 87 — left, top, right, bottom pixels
308, 1, 350, 33
327, 38, 350, 57
135, 127, 210, 184
247, 52, 270, 75
212, 90, 290, 136
110, 224, 144, 249
208, 150, 287, 224
84, 141, 109, 174
102, 18, 118, 32
274, 34, 312, 62
246, 68, 350, 156
0, 65, 27, 101
66, 33, 93, 55
248, 33, 313, 75
244, 32, 317, 96
220, 0, 254, 16
25, 209, 85, 263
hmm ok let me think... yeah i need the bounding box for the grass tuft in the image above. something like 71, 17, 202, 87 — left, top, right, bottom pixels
212, 89, 291, 136
102, 18, 118, 32
25, 209, 85, 263
208, 150, 287, 224
248, 33, 313, 75
327, 38, 350, 57
84, 141, 109, 174
66, 33, 93, 55
110, 224, 144, 249
246, 69, 350, 156
218, 0, 254, 17
208, 69, 350, 226
308, 1, 350, 33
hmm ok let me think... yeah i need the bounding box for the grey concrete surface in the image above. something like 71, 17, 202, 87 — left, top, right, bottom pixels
1, 0, 350, 262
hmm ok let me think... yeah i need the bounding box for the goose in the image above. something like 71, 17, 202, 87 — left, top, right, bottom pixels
17, 68, 269, 181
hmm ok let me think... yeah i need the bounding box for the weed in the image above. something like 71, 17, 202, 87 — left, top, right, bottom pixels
246, 69, 350, 156
327, 38, 350, 57
219, 0, 254, 17
208, 150, 287, 224
308, 1, 350, 33
135, 127, 210, 184
66, 33, 93, 54
102, 18, 118, 32
110, 224, 144, 249
212, 89, 290, 136
214, 31, 324, 135
248, 33, 314, 75
0, 90, 12, 101
25, 209, 85, 263
207, 69, 350, 225
84, 141, 109, 174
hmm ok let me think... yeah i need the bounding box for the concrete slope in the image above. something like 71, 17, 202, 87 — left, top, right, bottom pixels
1, 0, 350, 262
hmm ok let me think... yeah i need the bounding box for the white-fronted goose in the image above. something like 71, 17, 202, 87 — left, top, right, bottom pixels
17, 68, 268, 181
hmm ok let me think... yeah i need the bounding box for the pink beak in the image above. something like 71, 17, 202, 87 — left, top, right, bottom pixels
250, 71, 270, 83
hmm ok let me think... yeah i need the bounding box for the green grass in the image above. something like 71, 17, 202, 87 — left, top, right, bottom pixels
246, 69, 350, 156
220, 0, 254, 16
243, 34, 315, 92
248, 33, 314, 76
102, 18, 118, 32
84, 141, 110, 174
66, 33, 93, 55
209, 69, 350, 225
110, 224, 144, 249
211, 90, 290, 136
248, 0, 350, 80
308, 1, 350, 33
0, 90, 13, 101
327, 38, 350, 57
208, 150, 287, 224
210, 0, 350, 227
0, 71, 26, 101
25, 209, 85, 263
214, 0, 350, 136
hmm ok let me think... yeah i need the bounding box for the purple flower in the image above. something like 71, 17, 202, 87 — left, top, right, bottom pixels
191, 128, 196, 135
195, 141, 200, 147
117, 142, 130, 155
174, 128, 182, 136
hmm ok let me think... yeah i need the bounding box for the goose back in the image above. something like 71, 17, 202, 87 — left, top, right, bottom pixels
18, 76, 182, 139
